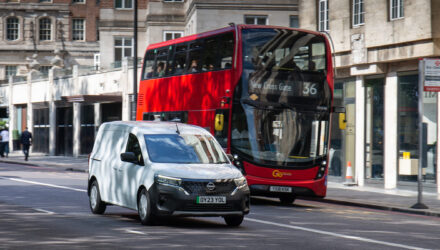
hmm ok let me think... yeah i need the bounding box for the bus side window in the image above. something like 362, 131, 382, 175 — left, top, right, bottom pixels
171, 43, 188, 76
203, 38, 218, 71
218, 33, 234, 69
154, 48, 168, 78
188, 41, 204, 73
143, 50, 155, 79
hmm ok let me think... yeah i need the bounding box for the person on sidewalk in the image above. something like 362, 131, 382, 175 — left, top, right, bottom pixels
20, 127, 32, 161
0, 127, 9, 158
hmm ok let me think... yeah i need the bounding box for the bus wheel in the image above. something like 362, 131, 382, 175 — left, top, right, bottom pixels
279, 195, 296, 204
224, 215, 244, 227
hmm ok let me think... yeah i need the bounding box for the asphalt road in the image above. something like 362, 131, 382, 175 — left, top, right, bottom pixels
0, 162, 439, 250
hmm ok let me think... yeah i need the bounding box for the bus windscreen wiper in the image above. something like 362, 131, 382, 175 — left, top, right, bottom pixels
242, 99, 328, 112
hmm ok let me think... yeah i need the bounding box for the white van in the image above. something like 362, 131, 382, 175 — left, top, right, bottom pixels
88, 121, 250, 226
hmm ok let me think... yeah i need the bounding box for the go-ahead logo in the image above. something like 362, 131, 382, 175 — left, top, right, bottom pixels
272, 170, 292, 178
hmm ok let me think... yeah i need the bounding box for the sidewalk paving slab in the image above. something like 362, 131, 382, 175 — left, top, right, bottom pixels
1, 151, 439, 217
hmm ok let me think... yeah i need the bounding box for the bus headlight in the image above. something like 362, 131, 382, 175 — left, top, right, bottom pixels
315, 161, 327, 179
155, 175, 182, 187
232, 154, 246, 175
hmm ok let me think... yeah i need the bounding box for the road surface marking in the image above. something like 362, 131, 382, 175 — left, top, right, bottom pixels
34, 208, 56, 215
125, 229, 146, 235
245, 218, 428, 250
0, 176, 87, 193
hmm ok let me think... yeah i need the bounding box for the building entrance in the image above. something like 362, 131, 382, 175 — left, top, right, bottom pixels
365, 78, 384, 179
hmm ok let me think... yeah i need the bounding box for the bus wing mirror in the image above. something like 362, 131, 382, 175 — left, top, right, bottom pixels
215, 114, 224, 131
339, 113, 347, 130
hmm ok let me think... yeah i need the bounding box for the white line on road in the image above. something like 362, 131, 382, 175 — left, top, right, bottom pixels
245, 218, 429, 250
34, 208, 56, 215
0, 176, 87, 193
125, 229, 147, 235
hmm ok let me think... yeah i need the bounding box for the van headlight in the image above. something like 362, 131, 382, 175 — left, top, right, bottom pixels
155, 175, 182, 187
234, 176, 247, 189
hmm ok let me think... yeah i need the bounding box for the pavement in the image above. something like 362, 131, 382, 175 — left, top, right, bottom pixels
1, 151, 439, 217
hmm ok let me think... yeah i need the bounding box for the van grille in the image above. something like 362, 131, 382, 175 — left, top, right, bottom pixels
181, 180, 236, 196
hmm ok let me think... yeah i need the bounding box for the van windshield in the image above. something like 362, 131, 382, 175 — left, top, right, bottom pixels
144, 134, 229, 164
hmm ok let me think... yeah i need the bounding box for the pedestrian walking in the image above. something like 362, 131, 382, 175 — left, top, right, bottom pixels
20, 127, 32, 161
0, 127, 9, 158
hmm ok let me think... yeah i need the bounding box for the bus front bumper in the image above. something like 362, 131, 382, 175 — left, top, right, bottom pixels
246, 174, 327, 198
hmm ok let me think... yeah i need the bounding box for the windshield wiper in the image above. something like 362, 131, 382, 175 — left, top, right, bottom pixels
242, 99, 328, 112
242, 99, 288, 110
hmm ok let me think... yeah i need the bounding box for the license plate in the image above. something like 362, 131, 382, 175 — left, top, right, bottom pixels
196, 196, 226, 204
269, 186, 292, 193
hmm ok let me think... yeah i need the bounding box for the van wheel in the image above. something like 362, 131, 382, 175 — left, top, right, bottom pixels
138, 188, 154, 225
224, 215, 244, 227
89, 180, 106, 214
279, 195, 296, 204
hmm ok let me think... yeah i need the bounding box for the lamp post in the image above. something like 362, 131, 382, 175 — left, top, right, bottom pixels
132, 0, 138, 121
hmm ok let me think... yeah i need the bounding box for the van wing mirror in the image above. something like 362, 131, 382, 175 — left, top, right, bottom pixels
120, 152, 138, 163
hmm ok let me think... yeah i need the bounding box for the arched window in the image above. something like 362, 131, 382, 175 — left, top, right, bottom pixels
6, 17, 19, 41
39, 18, 52, 41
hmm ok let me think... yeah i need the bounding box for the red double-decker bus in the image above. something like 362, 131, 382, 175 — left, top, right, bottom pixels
137, 24, 334, 204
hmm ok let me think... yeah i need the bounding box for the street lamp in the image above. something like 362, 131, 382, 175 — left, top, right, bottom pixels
132, 0, 138, 121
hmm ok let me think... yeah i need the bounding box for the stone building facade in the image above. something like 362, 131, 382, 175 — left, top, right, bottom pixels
300, 0, 440, 192
0, 0, 100, 83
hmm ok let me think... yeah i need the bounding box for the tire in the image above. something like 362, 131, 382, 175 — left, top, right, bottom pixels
224, 215, 244, 227
89, 180, 106, 214
137, 188, 154, 225
279, 195, 296, 204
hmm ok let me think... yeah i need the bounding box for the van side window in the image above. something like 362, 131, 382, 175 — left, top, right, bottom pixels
126, 133, 144, 166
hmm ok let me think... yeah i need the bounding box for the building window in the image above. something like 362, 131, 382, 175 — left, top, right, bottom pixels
72, 0, 85, 2
39, 18, 52, 41
6, 17, 19, 41
94, 54, 100, 70
244, 15, 267, 25
5, 66, 17, 78
39, 66, 51, 76
352, 0, 364, 26
163, 0, 183, 2
290, 16, 299, 28
163, 31, 183, 41
390, 0, 404, 20
40, 0, 52, 2
318, 0, 329, 31
114, 37, 133, 62
72, 19, 85, 41
115, 0, 132, 9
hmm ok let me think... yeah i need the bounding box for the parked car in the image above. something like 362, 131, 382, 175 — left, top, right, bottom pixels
88, 121, 250, 226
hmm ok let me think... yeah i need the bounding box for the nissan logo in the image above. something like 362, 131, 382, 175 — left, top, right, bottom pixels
206, 182, 216, 191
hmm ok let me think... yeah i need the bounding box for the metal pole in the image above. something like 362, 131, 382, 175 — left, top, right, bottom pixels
132, 0, 138, 121
412, 59, 428, 209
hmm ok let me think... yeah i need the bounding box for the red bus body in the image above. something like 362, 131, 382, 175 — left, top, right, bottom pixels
137, 25, 334, 200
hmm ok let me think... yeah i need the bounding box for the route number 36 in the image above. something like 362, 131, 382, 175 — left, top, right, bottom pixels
303, 82, 318, 96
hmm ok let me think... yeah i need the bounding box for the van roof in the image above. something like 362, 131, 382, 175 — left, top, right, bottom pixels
102, 121, 212, 135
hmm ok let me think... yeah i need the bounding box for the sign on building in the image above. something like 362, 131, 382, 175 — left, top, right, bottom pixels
423, 58, 440, 92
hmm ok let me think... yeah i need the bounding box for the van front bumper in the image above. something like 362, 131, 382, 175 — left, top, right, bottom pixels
150, 182, 250, 217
